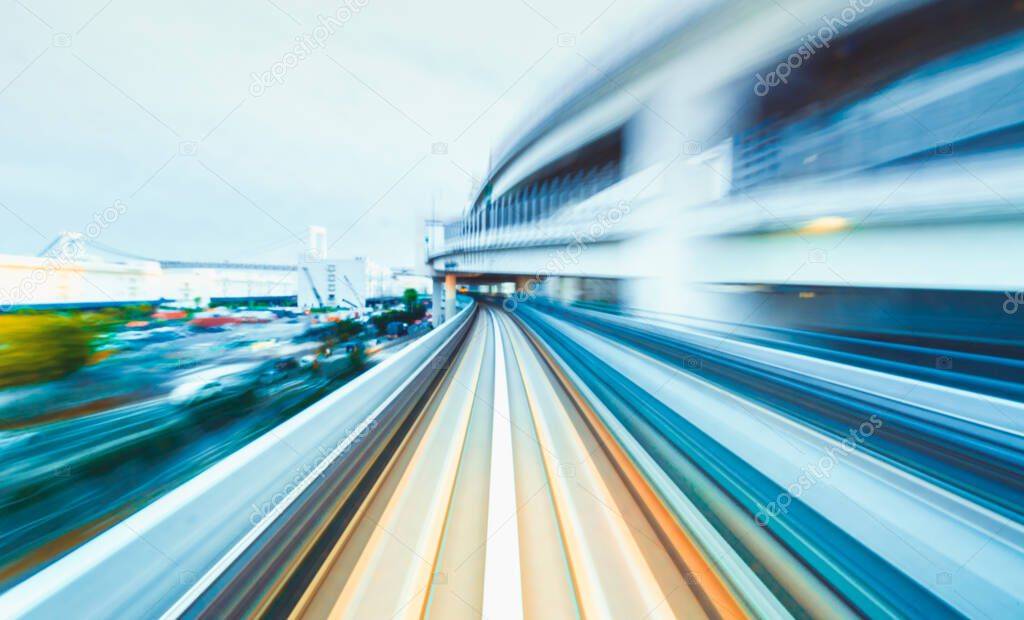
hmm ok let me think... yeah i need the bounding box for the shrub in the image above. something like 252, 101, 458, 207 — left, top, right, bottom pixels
370, 304, 426, 333
0, 314, 105, 388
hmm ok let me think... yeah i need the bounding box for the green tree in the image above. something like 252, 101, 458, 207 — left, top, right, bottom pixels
0, 314, 103, 388
402, 288, 419, 313
331, 318, 363, 342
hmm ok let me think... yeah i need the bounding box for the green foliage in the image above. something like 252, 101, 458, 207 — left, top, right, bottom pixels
0, 314, 110, 388
347, 343, 366, 370
85, 304, 153, 324
402, 288, 419, 313
370, 304, 426, 333
331, 318, 363, 342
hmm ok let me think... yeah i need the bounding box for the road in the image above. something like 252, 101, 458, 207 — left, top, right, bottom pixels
0, 323, 381, 588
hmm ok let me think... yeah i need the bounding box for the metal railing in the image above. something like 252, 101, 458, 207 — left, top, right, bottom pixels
0, 301, 476, 619
732, 32, 1024, 194
438, 162, 623, 256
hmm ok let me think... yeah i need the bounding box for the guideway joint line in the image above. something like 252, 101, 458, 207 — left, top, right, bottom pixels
290, 313, 478, 619
450, 484, 548, 575
494, 312, 583, 618
322, 312, 488, 618
481, 310, 525, 620
443, 312, 624, 478
422, 310, 498, 619
507, 308, 751, 620
409, 316, 490, 618
500, 312, 594, 617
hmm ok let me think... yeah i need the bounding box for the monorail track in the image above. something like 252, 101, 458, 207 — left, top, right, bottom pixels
288, 307, 744, 619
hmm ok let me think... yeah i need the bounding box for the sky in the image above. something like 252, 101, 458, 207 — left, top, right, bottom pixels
0, 0, 670, 268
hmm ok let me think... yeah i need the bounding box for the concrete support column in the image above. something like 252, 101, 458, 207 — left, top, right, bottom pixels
431, 278, 443, 326
444, 273, 457, 322
514, 275, 531, 295
551, 276, 581, 303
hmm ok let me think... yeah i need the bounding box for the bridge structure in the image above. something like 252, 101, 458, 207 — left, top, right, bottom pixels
3, 2, 1024, 619
426, 0, 1024, 331
0, 233, 298, 310
3, 233, 429, 311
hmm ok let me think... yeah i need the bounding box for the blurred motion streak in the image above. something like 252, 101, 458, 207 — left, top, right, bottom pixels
2, 1, 1024, 619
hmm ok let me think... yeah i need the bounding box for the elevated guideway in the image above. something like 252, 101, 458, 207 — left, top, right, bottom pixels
0, 302, 752, 619
290, 309, 744, 619
426, 0, 1024, 318
3, 297, 1021, 618
0, 301, 477, 618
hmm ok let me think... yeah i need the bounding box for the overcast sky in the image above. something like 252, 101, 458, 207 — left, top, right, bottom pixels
0, 0, 670, 268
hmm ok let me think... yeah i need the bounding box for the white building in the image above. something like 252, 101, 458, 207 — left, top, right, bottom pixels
0, 228, 409, 311
0, 253, 162, 310
297, 257, 434, 311
298, 225, 428, 310
298, 256, 383, 311
159, 262, 296, 307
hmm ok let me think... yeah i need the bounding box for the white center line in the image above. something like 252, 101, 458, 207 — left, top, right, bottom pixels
482, 313, 525, 620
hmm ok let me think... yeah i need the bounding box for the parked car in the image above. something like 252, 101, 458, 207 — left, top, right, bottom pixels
167, 363, 255, 407
386, 321, 408, 339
